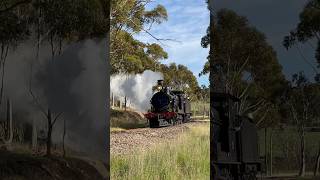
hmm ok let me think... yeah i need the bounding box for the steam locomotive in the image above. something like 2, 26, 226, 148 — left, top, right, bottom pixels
212, 92, 261, 180
144, 80, 192, 128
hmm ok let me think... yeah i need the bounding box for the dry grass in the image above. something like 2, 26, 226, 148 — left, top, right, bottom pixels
111, 124, 210, 180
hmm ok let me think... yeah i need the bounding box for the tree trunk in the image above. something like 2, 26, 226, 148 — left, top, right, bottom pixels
314, 142, 320, 176
270, 129, 273, 176
112, 92, 114, 108
32, 118, 37, 150
5, 99, 13, 145
62, 118, 66, 158
46, 108, 52, 156
203, 105, 205, 118
299, 129, 306, 177
265, 127, 268, 175
124, 96, 127, 111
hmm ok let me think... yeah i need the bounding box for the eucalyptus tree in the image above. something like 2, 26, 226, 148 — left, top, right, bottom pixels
281, 72, 320, 176
0, 1, 30, 105
283, 0, 320, 82
110, 0, 168, 74
159, 63, 199, 100
27, 0, 110, 156
202, 9, 287, 126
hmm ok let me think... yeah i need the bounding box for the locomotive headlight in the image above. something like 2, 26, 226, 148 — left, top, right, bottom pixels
157, 86, 162, 91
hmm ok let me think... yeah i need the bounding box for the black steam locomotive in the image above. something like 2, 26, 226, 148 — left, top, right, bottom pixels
212, 92, 261, 180
145, 80, 192, 128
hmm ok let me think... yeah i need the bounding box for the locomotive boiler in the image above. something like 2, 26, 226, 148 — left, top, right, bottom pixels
145, 80, 192, 128
212, 92, 261, 180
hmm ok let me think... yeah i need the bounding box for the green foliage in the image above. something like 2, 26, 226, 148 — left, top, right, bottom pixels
110, 0, 168, 74
0, 1, 29, 57
283, 0, 320, 81
281, 72, 320, 126
1, 0, 110, 57
159, 63, 200, 99
111, 124, 210, 180
202, 9, 286, 125
29, 0, 109, 57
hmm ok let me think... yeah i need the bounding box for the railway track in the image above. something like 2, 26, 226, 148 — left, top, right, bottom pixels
110, 120, 208, 155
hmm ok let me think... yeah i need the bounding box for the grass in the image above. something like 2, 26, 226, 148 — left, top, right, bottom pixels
111, 124, 210, 180
110, 109, 148, 129
110, 127, 127, 133
258, 128, 320, 174
191, 101, 209, 117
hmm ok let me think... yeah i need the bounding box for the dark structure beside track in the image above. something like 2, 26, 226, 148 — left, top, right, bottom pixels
212, 92, 261, 180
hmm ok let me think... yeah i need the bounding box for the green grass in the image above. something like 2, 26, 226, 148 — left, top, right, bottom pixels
258, 128, 320, 173
111, 124, 210, 180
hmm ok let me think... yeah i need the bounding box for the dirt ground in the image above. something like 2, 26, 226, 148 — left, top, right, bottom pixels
0, 150, 106, 180
110, 120, 208, 155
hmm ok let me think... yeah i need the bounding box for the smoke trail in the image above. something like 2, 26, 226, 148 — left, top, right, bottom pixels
110, 70, 163, 111
3, 38, 108, 161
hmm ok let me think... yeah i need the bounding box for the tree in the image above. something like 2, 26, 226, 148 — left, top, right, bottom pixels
0, 0, 31, 15
27, 0, 110, 156
283, 0, 320, 81
159, 63, 200, 100
0, 1, 29, 105
281, 72, 320, 176
203, 9, 286, 125
110, 0, 169, 74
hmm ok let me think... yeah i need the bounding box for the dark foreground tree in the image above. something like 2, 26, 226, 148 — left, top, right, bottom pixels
202, 9, 286, 126
27, 0, 110, 156
283, 0, 320, 81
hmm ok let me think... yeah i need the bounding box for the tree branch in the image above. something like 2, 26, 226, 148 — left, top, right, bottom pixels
52, 112, 63, 126
0, 0, 31, 14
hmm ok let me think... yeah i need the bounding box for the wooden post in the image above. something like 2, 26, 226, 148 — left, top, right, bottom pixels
203, 105, 205, 118
314, 141, 320, 176
46, 108, 52, 156
62, 118, 66, 158
124, 96, 127, 111
112, 92, 114, 108
32, 118, 37, 150
6, 99, 13, 144
270, 128, 273, 176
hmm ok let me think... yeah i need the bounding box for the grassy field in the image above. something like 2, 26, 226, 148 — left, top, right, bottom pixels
111, 124, 210, 180
110, 109, 148, 130
258, 128, 320, 174
191, 101, 209, 117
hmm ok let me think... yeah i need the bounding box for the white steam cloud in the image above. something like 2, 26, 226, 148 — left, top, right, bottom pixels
111, 70, 163, 112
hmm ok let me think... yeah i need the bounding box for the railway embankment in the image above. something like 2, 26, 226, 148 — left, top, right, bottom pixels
110, 120, 208, 155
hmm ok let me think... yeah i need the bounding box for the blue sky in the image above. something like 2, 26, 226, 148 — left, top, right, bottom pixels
134, 0, 209, 86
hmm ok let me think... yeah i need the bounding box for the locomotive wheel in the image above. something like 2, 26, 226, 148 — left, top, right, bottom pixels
149, 119, 159, 128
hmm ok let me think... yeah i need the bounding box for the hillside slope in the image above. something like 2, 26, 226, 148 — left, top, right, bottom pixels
0, 150, 105, 180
